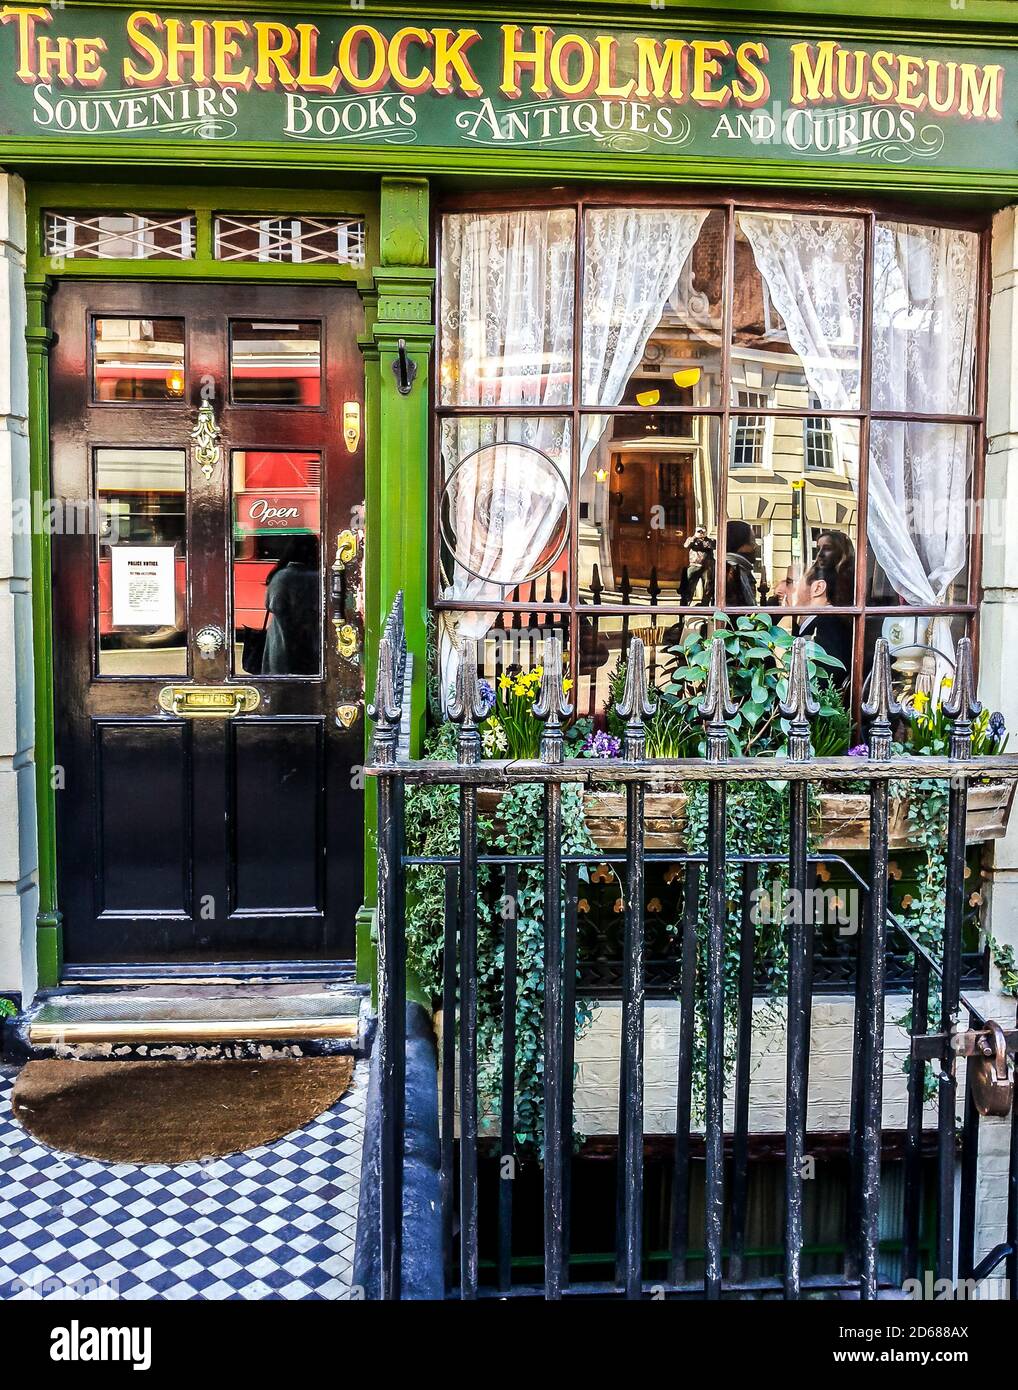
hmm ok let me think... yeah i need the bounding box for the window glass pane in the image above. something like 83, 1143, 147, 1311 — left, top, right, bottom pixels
726, 416, 860, 611
215, 214, 365, 267
872, 222, 977, 417
93, 318, 185, 402
46, 212, 194, 261
230, 321, 322, 406
573, 613, 692, 723
866, 420, 972, 606
732, 212, 864, 410
578, 414, 720, 606
96, 449, 187, 676
438, 416, 571, 605
582, 207, 723, 408
863, 613, 971, 717
439, 209, 576, 406
437, 610, 571, 726
232, 451, 322, 676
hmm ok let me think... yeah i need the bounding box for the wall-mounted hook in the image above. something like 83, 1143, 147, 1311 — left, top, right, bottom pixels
392, 338, 417, 397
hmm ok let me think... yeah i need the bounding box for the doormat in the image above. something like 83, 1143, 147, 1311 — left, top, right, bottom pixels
10, 1056, 354, 1164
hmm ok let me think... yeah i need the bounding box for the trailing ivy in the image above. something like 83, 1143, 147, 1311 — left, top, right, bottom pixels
403, 728, 594, 1151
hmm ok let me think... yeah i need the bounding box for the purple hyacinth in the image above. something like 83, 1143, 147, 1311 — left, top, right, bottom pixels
848, 743, 869, 757
582, 730, 621, 759
989, 711, 1007, 740
478, 679, 496, 716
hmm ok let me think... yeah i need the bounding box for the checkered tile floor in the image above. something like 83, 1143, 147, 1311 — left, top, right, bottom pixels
0, 1061, 367, 1301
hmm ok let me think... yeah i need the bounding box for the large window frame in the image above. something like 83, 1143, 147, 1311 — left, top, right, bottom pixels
432, 188, 991, 728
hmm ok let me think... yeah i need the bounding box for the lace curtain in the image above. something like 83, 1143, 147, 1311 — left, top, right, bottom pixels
740, 214, 977, 674
439, 206, 707, 692
868, 222, 977, 626
738, 211, 864, 411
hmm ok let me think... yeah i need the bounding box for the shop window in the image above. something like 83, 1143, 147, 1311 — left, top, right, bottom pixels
214, 214, 366, 267
435, 200, 985, 729
45, 211, 195, 261
93, 318, 185, 403
230, 321, 322, 406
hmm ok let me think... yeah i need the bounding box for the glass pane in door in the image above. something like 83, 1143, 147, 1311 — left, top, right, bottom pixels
96, 448, 187, 675
232, 451, 323, 676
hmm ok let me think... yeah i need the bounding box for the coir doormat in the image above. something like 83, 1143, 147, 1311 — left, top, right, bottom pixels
11, 1056, 353, 1164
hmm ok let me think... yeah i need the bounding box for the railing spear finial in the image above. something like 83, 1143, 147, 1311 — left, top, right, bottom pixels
943, 636, 981, 759
699, 634, 738, 763
447, 638, 487, 765
862, 638, 902, 760
367, 591, 406, 767
533, 631, 573, 764
779, 636, 820, 762
617, 636, 656, 760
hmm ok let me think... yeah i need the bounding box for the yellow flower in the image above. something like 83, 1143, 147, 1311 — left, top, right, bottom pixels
499, 674, 512, 691
912, 690, 929, 712
563, 678, 574, 692
512, 680, 527, 697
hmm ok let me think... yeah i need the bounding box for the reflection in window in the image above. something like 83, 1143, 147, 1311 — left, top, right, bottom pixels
578, 416, 720, 607
93, 318, 185, 402
230, 321, 322, 406
95, 449, 187, 676
731, 394, 768, 468
727, 419, 859, 609
232, 452, 322, 676
804, 413, 836, 471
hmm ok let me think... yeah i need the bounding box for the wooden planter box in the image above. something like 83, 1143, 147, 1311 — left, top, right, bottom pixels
478, 781, 1016, 852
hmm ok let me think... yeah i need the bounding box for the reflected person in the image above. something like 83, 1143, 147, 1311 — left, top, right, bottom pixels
262, 534, 321, 675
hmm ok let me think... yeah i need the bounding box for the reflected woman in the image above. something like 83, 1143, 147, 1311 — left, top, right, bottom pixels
262, 534, 321, 676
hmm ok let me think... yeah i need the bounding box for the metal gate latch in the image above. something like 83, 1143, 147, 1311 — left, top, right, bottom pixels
969, 1020, 1014, 1117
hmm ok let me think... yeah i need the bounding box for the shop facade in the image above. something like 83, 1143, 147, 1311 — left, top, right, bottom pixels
0, 0, 1016, 1046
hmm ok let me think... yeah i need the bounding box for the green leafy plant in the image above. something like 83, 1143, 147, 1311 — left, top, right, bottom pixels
661, 612, 844, 757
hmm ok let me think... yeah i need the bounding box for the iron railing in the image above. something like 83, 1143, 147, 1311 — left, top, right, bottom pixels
367, 592, 1018, 1300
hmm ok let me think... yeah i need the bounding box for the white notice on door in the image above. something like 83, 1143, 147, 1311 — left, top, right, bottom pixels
110, 546, 176, 627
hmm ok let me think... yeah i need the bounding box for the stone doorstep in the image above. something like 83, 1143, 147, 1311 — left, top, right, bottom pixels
14, 984, 372, 1059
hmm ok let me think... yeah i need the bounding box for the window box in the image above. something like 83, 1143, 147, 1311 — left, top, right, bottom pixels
477, 781, 1016, 851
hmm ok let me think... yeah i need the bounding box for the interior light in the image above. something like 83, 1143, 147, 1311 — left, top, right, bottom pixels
595, 465, 608, 483
673, 368, 702, 388
165, 369, 185, 397
636, 389, 660, 407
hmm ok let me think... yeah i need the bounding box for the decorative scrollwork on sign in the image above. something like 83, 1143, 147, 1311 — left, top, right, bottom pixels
190, 401, 222, 481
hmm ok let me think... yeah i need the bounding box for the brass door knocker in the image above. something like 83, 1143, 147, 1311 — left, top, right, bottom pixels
191, 400, 222, 481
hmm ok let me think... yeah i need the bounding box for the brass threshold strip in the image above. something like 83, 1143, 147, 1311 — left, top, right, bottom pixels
30, 1018, 358, 1046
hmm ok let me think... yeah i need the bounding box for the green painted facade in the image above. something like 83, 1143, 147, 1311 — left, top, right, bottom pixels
6, 0, 1017, 985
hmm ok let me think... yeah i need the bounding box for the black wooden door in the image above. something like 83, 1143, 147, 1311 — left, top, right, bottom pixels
50, 281, 365, 964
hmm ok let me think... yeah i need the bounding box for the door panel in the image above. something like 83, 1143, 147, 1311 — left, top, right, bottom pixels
50, 281, 365, 965
230, 718, 324, 913
95, 720, 191, 915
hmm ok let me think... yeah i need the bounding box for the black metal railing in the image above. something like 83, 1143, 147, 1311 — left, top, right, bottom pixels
367, 592, 1018, 1300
